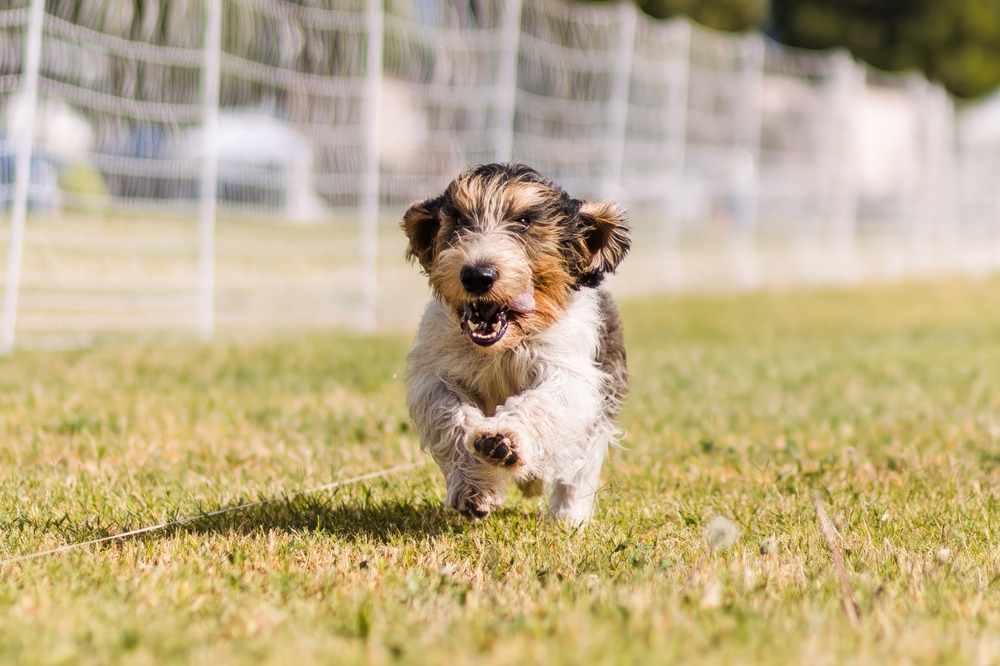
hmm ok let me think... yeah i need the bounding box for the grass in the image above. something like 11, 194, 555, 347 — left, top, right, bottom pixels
2, 277, 1000, 664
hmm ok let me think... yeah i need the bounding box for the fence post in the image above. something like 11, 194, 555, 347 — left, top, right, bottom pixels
1, 0, 44, 355
796, 49, 847, 283
731, 33, 764, 289
198, 0, 222, 340
360, 0, 383, 333
663, 19, 691, 293
929, 85, 960, 273
666, 20, 691, 182
602, 1, 637, 201
493, 0, 522, 163
910, 81, 958, 275
826, 51, 860, 278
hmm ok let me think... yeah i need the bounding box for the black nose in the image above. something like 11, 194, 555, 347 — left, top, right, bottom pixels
460, 265, 498, 295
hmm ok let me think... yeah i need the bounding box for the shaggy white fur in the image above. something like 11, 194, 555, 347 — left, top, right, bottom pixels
408, 283, 621, 526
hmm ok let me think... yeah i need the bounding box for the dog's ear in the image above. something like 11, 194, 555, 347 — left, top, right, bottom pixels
577, 199, 630, 283
401, 196, 443, 270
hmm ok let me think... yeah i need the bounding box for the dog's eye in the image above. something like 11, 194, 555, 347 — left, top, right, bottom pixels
516, 216, 531, 229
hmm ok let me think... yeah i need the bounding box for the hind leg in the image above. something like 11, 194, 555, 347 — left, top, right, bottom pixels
547, 444, 606, 527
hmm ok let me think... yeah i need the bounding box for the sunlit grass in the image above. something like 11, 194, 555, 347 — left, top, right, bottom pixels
1, 277, 999, 664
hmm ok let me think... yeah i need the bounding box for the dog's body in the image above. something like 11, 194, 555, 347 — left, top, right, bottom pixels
402, 164, 630, 526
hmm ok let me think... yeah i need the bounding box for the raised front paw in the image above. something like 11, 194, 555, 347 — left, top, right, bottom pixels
473, 432, 520, 468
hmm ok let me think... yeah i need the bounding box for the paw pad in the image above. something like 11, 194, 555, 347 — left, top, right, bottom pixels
473, 433, 519, 467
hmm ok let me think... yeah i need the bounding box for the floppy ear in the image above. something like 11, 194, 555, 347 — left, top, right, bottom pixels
577, 199, 630, 281
401, 196, 442, 270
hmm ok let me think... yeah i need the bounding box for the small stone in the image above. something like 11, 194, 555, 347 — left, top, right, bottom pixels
936, 548, 951, 564
760, 535, 779, 556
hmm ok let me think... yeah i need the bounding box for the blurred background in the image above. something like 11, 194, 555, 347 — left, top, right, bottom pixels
1, 0, 999, 350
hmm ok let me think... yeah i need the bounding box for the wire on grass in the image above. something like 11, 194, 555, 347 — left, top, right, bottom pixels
0, 460, 426, 567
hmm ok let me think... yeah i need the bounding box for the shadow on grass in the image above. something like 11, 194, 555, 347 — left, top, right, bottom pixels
175, 496, 544, 543
3, 489, 546, 561
2, 494, 455, 556
177, 493, 458, 543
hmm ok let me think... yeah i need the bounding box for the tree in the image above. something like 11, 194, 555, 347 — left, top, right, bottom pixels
636, 0, 768, 33
770, 0, 1000, 99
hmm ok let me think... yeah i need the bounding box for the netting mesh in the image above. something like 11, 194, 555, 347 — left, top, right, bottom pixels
512, 0, 629, 200
381, 0, 509, 205
683, 29, 763, 235
0, 0, 998, 346
622, 17, 688, 208
218, 0, 369, 213
42, 0, 204, 211
959, 95, 1000, 242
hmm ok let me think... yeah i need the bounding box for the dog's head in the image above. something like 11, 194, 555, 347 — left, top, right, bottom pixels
401, 163, 630, 352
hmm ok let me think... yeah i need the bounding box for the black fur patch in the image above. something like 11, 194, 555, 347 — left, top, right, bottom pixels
595, 288, 628, 418
401, 196, 443, 270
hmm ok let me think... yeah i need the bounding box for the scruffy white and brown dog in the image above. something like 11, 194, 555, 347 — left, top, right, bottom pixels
402, 163, 630, 526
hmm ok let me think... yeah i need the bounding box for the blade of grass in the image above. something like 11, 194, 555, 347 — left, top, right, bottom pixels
813, 493, 860, 628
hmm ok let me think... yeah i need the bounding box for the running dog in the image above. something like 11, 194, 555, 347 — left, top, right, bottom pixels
402, 163, 630, 526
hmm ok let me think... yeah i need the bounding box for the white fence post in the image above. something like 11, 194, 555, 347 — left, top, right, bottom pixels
826, 52, 861, 277
494, 0, 523, 163
360, 0, 383, 333
731, 34, 765, 289
663, 19, 691, 293
198, 0, 222, 340
911, 81, 958, 275
1, 0, 44, 355
667, 20, 692, 184
929, 85, 960, 273
602, 1, 637, 201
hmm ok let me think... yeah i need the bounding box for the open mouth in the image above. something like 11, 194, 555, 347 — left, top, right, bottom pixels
461, 302, 509, 347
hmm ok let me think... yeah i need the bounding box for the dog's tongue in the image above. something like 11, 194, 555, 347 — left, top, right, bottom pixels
509, 290, 535, 314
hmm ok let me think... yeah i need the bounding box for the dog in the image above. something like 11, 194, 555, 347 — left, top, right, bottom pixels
401, 164, 630, 526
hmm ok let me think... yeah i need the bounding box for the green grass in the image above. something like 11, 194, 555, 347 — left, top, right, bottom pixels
2, 277, 1000, 664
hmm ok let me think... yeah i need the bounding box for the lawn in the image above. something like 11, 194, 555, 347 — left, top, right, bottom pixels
1, 277, 1000, 665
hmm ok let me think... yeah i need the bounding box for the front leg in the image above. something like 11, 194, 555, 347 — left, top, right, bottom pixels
407, 377, 510, 520
472, 365, 609, 525
444, 445, 507, 521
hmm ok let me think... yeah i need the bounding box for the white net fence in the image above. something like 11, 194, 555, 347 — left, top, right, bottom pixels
1, 0, 999, 348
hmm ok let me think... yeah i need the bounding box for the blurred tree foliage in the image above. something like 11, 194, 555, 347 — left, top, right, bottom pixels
583, 0, 765, 31
770, 0, 1000, 99
589, 0, 1000, 99
634, 0, 768, 32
